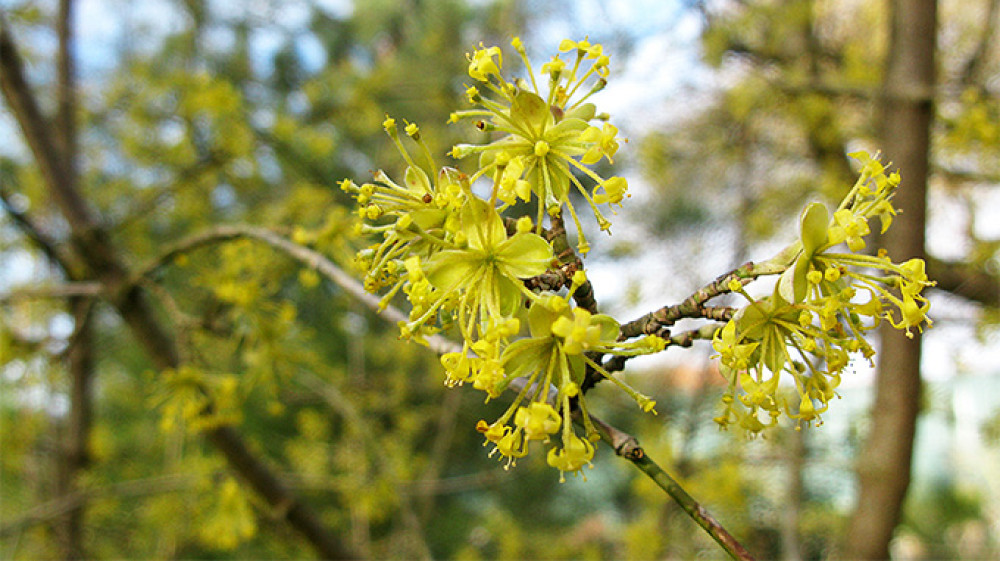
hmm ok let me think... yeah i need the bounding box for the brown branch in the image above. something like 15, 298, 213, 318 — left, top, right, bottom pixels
959, 0, 999, 87
56, 0, 76, 165
59, 294, 93, 559
0, 282, 103, 302
0, 185, 81, 276
1, 17, 94, 243
603, 323, 723, 374
546, 213, 598, 313
926, 255, 999, 307
619, 263, 754, 339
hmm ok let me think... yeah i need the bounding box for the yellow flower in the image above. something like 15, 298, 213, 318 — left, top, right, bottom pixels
547, 433, 595, 482
515, 402, 561, 441
467, 44, 502, 82
580, 123, 621, 164
551, 307, 605, 354
887, 292, 932, 337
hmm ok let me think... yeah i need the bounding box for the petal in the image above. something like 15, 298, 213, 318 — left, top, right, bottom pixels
527, 300, 563, 338
580, 147, 602, 165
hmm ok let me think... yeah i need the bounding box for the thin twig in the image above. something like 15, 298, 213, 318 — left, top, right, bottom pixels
619, 262, 756, 339
0, 185, 81, 276
139, 224, 462, 355
0, 474, 200, 538
578, 413, 755, 560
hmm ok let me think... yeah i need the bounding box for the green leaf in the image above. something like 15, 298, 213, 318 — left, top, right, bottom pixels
564, 103, 596, 121
409, 208, 446, 230
501, 336, 551, 378
777, 265, 798, 303
568, 353, 586, 385
736, 300, 771, 340
761, 326, 787, 375
592, 314, 621, 342
778, 254, 811, 303
496, 277, 525, 317
548, 117, 590, 139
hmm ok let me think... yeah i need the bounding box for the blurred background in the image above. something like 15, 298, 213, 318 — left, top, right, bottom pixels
1, 0, 998, 559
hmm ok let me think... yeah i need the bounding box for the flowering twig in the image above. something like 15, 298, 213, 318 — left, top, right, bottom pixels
148, 224, 753, 556
331, 35, 929, 553
603, 323, 722, 374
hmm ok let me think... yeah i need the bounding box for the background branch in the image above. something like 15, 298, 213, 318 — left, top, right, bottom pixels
0, 282, 103, 303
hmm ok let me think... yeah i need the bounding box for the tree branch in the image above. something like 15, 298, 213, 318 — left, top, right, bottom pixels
619, 263, 755, 339
140, 223, 461, 356
0, 185, 81, 276
926, 255, 999, 307
0, 474, 200, 539
604, 323, 723, 374
0, 282, 103, 303
959, 0, 999, 87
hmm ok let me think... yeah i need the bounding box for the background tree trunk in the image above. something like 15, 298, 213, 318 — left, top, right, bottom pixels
844, 0, 936, 558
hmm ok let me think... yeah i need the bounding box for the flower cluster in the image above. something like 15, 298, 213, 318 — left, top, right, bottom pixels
342, 39, 664, 480
450, 37, 629, 254
342, 38, 933, 474
712, 152, 934, 435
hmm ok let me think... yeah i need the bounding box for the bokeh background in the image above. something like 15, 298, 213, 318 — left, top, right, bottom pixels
1, 0, 998, 559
